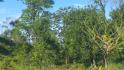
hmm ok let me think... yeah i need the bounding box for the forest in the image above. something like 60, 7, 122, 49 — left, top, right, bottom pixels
0, 0, 124, 70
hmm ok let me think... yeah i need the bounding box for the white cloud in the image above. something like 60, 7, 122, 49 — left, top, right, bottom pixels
13, 13, 22, 20
0, 12, 22, 34
73, 4, 84, 8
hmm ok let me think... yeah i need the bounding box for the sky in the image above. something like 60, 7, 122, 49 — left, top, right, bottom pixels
0, 0, 116, 34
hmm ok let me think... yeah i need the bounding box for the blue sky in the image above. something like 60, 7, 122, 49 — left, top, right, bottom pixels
0, 0, 25, 33
0, 0, 116, 34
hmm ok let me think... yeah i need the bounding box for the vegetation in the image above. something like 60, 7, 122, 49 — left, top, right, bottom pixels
0, 0, 124, 70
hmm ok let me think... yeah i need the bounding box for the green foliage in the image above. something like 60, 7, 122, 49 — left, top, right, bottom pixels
0, 0, 124, 70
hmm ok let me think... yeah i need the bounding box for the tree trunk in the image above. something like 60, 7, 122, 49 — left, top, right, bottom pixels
103, 54, 107, 69
93, 58, 96, 68
65, 55, 68, 65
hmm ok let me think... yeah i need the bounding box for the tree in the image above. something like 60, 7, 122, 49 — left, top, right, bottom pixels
10, 0, 62, 66
54, 6, 102, 66
54, 4, 124, 69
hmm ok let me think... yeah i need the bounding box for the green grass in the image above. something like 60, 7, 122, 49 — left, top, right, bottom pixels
0, 62, 124, 70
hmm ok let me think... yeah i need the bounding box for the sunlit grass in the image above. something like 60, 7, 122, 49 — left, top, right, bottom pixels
0, 63, 124, 70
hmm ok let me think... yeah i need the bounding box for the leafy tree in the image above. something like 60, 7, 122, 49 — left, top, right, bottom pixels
10, 0, 62, 67
0, 0, 124, 70
54, 6, 102, 66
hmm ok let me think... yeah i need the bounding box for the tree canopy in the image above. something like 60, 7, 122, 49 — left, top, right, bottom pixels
0, 0, 124, 70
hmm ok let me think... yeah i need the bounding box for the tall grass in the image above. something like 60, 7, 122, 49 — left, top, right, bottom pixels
0, 60, 123, 70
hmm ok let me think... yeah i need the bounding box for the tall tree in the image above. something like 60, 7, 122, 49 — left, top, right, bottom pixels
10, 0, 61, 66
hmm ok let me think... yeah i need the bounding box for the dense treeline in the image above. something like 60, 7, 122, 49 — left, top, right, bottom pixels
0, 0, 124, 70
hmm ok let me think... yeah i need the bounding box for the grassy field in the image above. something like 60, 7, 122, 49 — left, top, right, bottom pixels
0, 63, 123, 70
